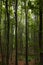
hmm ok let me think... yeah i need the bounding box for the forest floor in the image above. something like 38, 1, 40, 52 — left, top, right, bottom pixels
0, 53, 38, 65
9, 60, 35, 65
9, 57, 35, 65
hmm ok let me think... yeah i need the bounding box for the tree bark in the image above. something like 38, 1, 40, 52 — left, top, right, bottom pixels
15, 0, 18, 65
0, 1, 5, 65
25, 1, 28, 65
5, 0, 10, 65
39, 0, 43, 65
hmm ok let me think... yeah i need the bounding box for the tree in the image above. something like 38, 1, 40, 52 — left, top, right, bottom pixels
15, 0, 18, 65
5, 0, 10, 65
39, 0, 43, 64
24, 0, 28, 65
0, 0, 43, 65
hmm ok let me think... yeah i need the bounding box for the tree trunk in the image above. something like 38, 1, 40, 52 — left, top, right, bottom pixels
0, 1, 5, 65
5, 0, 10, 65
25, 1, 28, 65
39, 0, 43, 65
15, 0, 18, 65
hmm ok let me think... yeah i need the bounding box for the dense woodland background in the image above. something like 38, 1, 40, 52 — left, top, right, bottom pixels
0, 0, 43, 65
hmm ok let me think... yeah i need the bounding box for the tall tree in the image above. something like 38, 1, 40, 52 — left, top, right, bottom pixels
39, 0, 43, 65
25, 0, 28, 65
5, 0, 10, 65
15, 0, 18, 65
0, 1, 5, 65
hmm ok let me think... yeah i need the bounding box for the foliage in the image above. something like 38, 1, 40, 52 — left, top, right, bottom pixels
0, 0, 43, 65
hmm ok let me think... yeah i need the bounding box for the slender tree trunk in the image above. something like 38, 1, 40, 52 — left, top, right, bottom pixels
15, 0, 18, 65
0, 1, 5, 65
5, 0, 10, 65
39, 0, 43, 65
25, 1, 28, 65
